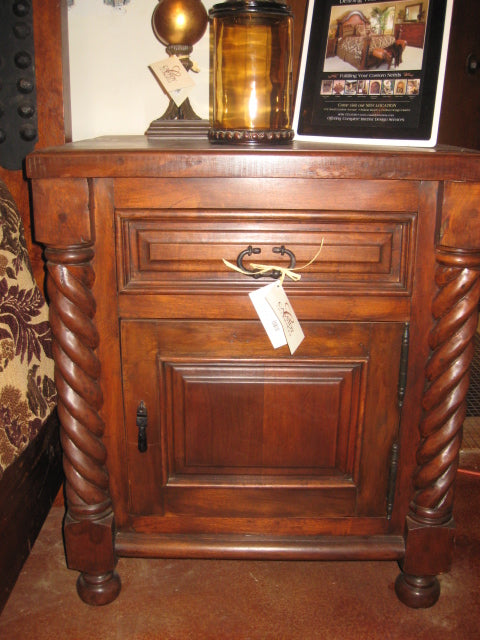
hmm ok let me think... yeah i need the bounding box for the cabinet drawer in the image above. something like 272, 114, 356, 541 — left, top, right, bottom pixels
116, 210, 415, 295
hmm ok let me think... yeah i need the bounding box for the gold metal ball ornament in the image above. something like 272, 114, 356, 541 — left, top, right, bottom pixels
146, 0, 210, 136
152, 0, 208, 46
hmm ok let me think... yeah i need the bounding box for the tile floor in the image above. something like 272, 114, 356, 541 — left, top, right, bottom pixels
0, 472, 479, 640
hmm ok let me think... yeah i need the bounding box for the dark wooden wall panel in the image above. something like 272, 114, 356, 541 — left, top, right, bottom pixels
0, 0, 71, 290
437, 0, 480, 150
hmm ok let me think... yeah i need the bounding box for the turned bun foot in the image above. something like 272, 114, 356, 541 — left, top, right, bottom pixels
77, 571, 121, 606
394, 572, 440, 608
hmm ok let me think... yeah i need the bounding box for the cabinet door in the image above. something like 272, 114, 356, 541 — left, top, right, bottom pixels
121, 320, 405, 527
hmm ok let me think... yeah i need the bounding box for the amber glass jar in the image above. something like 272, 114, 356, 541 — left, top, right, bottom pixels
209, 0, 293, 144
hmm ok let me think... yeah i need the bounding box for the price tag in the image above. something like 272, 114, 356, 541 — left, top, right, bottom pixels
249, 281, 304, 354
249, 282, 288, 349
265, 282, 304, 354
150, 55, 195, 105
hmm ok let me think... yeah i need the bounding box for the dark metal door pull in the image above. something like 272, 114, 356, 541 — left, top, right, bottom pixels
236, 245, 296, 279
136, 401, 148, 452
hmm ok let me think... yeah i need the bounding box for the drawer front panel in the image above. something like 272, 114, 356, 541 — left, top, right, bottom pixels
117, 211, 415, 294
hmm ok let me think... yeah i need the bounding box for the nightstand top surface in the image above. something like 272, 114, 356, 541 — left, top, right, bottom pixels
26, 135, 480, 181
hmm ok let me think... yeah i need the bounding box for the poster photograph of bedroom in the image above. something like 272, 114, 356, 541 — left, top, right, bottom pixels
293, 0, 452, 145
324, 1, 428, 73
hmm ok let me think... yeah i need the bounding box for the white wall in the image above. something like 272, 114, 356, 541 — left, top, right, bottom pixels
68, 0, 214, 141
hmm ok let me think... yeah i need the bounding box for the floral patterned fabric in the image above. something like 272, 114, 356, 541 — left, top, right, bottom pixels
0, 179, 56, 477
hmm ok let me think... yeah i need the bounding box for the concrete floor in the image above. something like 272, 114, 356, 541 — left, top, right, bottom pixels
0, 472, 479, 640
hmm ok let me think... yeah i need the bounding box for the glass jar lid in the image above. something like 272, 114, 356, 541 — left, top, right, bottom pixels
209, 0, 292, 18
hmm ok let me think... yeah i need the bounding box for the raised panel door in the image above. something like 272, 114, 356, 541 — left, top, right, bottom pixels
120, 319, 405, 530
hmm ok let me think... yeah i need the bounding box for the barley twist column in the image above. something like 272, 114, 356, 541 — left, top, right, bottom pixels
414, 254, 480, 520
45, 244, 121, 605
396, 251, 480, 608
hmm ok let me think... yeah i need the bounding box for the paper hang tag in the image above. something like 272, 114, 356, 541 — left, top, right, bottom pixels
265, 282, 304, 354
249, 282, 287, 349
249, 282, 304, 354
150, 55, 195, 105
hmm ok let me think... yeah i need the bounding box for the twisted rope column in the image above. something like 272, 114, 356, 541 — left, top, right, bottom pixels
45, 244, 120, 605
396, 250, 480, 608
413, 252, 480, 523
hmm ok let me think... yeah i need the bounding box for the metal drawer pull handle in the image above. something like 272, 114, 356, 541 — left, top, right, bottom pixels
236, 245, 296, 279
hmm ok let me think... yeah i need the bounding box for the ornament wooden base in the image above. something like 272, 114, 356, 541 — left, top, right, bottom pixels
146, 118, 210, 138
145, 97, 209, 138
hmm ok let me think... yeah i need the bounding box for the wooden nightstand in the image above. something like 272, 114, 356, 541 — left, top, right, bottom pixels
395, 22, 426, 48
27, 137, 480, 608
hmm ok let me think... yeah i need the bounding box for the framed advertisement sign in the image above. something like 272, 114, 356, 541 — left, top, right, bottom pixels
293, 0, 454, 146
